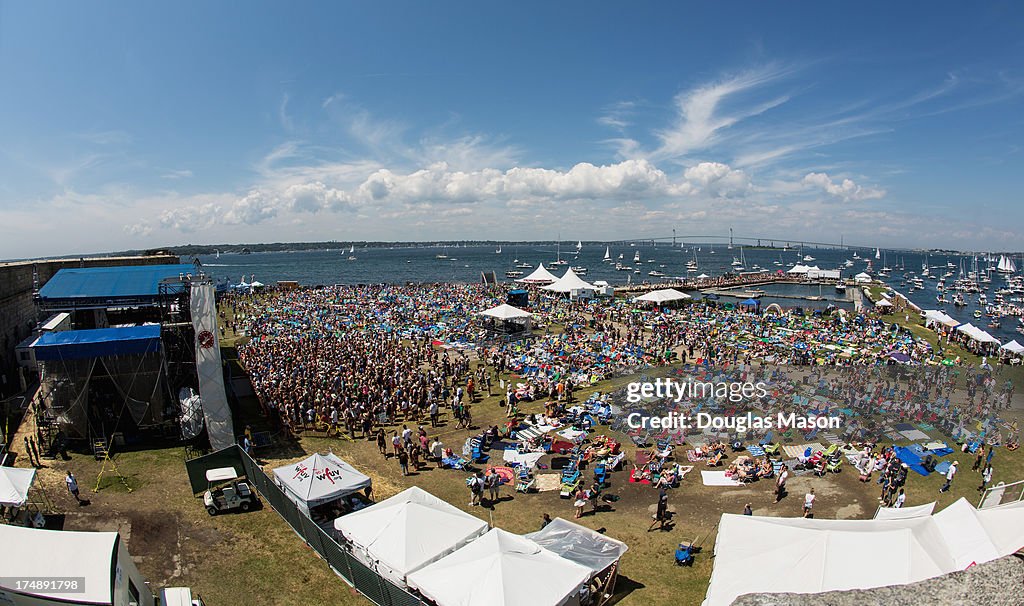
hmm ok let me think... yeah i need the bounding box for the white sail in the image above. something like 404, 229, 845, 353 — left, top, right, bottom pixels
603, 246, 611, 260
634, 251, 641, 263
350, 244, 355, 253
875, 247, 880, 260
576, 240, 582, 250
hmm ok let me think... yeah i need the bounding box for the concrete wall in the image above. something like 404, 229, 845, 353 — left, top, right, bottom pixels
0, 255, 179, 396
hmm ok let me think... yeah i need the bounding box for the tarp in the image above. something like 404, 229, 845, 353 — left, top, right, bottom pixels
191, 281, 235, 450
38, 264, 195, 302
632, 288, 691, 304
0, 466, 35, 507
875, 502, 936, 520
31, 325, 161, 361
704, 497, 1024, 606
334, 486, 488, 584
524, 517, 628, 574
542, 268, 597, 293
0, 525, 119, 604
517, 263, 559, 284
407, 528, 591, 606
273, 452, 371, 515
478, 304, 533, 320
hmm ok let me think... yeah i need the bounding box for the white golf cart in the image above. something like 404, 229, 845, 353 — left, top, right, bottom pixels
203, 467, 258, 516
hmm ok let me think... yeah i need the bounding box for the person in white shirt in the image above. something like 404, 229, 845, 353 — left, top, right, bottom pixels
894, 488, 906, 508
803, 488, 815, 517
774, 468, 789, 503
979, 464, 993, 492
940, 460, 958, 493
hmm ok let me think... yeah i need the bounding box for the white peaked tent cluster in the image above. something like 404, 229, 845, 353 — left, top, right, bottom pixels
272, 452, 371, 516
703, 498, 1024, 606
334, 487, 488, 585
632, 288, 691, 304
955, 323, 1001, 345
923, 309, 959, 328
477, 304, 533, 321
542, 268, 597, 294
854, 272, 873, 283
517, 263, 560, 284
0, 466, 36, 508
1001, 340, 1024, 356
787, 264, 820, 274
407, 528, 593, 606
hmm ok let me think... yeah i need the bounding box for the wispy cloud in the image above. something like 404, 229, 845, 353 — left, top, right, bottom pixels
161, 169, 193, 180
279, 93, 294, 132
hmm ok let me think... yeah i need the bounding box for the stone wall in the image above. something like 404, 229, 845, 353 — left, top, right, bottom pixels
0, 255, 180, 396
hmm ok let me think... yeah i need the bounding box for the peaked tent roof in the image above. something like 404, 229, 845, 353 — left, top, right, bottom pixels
478, 304, 533, 320
923, 309, 959, 328
0, 524, 120, 604
542, 268, 597, 293
333, 486, 488, 582
0, 466, 36, 507
632, 288, 691, 304
1001, 340, 1024, 354
787, 264, 810, 274
406, 528, 591, 606
272, 452, 371, 508
516, 263, 559, 284
703, 497, 1024, 606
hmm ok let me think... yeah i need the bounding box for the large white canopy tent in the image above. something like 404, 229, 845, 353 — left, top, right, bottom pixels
923, 309, 959, 328
0, 466, 36, 507
703, 497, 1024, 606
542, 268, 598, 294
333, 486, 488, 585
517, 263, 559, 284
477, 304, 533, 320
407, 528, 592, 606
1001, 340, 1024, 355
956, 323, 1001, 345
854, 272, 872, 283
272, 452, 371, 516
632, 289, 691, 305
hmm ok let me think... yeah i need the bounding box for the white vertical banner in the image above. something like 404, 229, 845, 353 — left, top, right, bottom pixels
190, 281, 235, 450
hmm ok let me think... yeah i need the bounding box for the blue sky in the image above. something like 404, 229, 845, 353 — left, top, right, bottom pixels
1, 1, 1023, 258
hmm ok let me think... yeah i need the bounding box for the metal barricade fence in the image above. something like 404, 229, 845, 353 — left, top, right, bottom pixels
191, 446, 427, 606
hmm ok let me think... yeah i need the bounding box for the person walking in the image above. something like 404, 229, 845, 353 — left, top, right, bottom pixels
979, 464, 993, 492
894, 487, 906, 508
648, 490, 669, 531
803, 488, 815, 517
940, 460, 958, 493
487, 470, 501, 504
468, 472, 483, 507
65, 471, 83, 505
574, 488, 588, 519
973, 445, 985, 471
774, 466, 789, 503
398, 448, 409, 476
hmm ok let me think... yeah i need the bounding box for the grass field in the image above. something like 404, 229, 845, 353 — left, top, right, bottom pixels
20, 307, 1024, 606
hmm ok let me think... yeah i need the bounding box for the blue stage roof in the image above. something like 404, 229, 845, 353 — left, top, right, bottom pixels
32, 325, 162, 361
38, 264, 196, 303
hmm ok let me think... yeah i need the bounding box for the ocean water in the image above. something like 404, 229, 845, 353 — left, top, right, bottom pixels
195, 244, 1023, 343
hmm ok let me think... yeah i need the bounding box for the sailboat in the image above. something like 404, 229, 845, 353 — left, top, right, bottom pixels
634, 250, 641, 264
495, 245, 502, 254
551, 235, 569, 266
875, 247, 881, 260
347, 243, 356, 261
576, 240, 583, 252
603, 246, 612, 262
998, 255, 1017, 274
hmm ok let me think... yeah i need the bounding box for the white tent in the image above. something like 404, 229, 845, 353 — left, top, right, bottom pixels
696, 273, 710, 279
1001, 340, 1024, 355
406, 528, 592, 606
923, 309, 959, 328
632, 288, 691, 304
517, 263, 559, 284
542, 268, 597, 294
272, 452, 371, 516
875, 501, 936, 520
334, 486, 488, 585
874, 299, 893, 307
478, 304, 533, 320
957, 323, 1000, 344
0, 466, 35, 507
854, 272, 872, 283
787, 264, 810, 274
704, 498, 1024, 606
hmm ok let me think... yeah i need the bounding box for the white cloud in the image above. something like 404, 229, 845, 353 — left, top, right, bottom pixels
683, 162, 751, 197
802, 172, 885, 202
161, 169, 193, 180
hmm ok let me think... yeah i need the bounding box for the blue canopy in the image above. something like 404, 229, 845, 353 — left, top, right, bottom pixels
741, 298, 760, 306
38, 264, 196, 304
32, 326, 162, 361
